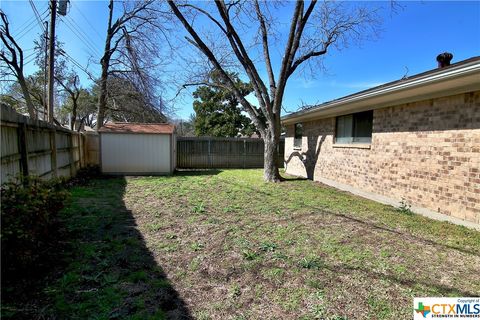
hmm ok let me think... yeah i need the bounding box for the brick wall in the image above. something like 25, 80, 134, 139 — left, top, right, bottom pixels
284, 91, 480, 224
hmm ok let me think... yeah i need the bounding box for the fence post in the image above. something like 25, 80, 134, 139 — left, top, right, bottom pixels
80, 134, 85, 168
78, 134, 83, 168
243, 140, 246, 169
207, 138, 211, 168
50, 128, 58, 178
17, 122, 29, 178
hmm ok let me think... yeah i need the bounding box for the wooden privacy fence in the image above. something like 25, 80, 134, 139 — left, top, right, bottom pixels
0, 105, 98, 184
177, 136, 285, 169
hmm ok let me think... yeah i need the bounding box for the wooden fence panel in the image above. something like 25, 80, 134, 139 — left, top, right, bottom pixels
244, 139, 264, 168
25, 128, 52, 177
0, 104, 95, 184
1, 125, 21, 183
84, 132, 100, 166
177, 137, 284, 169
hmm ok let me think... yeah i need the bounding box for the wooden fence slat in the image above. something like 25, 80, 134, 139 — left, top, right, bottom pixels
0, 105, 100, 184
17, 123, 29, 177
176, 137, 284, 169
50, 128, 58, 178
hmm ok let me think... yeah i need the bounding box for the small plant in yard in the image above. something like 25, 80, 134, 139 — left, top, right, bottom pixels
190, 242, 205, 252
242, 249, 259, 261
192, 202, 206, 214
262, 268, 285, 283
223, 205, 239, 213
189, 257, 202, 271
229, 283, 241, 298
272, 252, 289, 261
397, 199, 414, 215
259, 241, 277, 252
367, 295, 392, 319
299, 256, 323, 270
146, 222, 163, 232
165, 232, 177, 239
207, 217, 221, 224
67, 165, 101, 186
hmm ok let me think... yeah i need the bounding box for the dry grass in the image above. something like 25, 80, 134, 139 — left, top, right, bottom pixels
125, 169, 479, 319
3, 169, 478, 319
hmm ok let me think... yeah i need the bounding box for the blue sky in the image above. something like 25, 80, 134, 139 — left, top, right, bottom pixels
1, 1, 479, 119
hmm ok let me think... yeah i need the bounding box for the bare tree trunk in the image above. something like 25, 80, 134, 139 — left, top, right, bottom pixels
18, 73, 36, 118
96, 64, 109, 129
263, 129, 281, 182
96, 0, 114, 130
70, 103, 77, 130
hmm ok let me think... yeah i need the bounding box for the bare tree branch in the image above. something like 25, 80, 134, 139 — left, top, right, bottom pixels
167, 0, 382, 181
96, 0, 170, 129
167, 0, 265, 132
215, 0, 272, 116
0, 10, 36, 118
254, 0, 276, 99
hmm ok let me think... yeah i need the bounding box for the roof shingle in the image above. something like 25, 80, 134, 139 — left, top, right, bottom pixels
98, 122, 175, 134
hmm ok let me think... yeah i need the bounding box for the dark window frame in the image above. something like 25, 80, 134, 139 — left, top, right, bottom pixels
294, 123, 303, 148
335, 110, 373, 144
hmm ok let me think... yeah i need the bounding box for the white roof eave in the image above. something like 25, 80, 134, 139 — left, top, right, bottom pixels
282, 60, 480, 125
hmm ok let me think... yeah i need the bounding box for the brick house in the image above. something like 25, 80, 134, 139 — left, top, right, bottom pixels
282, 55, 480, 228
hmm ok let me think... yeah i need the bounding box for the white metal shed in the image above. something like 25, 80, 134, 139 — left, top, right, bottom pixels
99, 122, 176, 175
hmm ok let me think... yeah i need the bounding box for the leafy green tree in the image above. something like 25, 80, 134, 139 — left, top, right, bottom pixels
192, 73, 256, 137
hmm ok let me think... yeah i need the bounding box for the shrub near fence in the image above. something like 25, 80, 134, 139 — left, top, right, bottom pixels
1, 176, 69, 279
177, 136, 285, 169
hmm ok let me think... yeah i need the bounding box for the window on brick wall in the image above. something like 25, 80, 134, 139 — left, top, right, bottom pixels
335, 110, 373, 144
294, 123, 303, 149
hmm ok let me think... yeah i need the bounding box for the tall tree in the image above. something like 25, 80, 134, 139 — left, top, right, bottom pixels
167, 1, 380, 181
30, 32, 70, 120
56, 73, 81, 130
193, 72, 256, 137
0, 11, 36, 118
96, 0, 169, 129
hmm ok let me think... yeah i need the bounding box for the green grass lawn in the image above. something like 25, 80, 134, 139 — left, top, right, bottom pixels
4, 169, 479, 319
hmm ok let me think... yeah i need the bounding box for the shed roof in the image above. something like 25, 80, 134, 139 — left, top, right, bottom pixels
98, 122, 175, 134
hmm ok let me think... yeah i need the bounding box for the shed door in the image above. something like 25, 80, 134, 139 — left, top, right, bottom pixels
101, 133, 171, 173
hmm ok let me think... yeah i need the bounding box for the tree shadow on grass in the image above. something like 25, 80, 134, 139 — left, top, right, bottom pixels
223, 177, 480, 258
2, 177, 191, 319
216, 179, 478, 297
322, 262, 479, 298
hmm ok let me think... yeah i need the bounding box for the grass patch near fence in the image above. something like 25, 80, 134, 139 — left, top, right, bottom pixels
2, 169, 479, 319
1, 178, 189, 319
